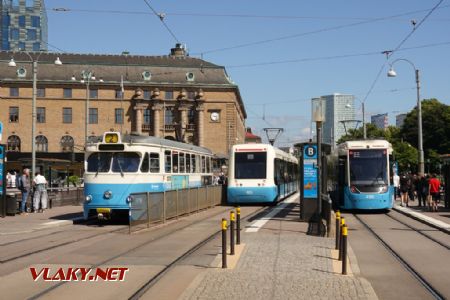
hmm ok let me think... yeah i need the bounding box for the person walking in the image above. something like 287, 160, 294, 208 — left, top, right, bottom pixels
18, 168, 31, 215
33, 171, 48, 213
417, 175, 427, 207
393, 173, 400, 201
428, 174, 441, 212
399, 174, 410, 207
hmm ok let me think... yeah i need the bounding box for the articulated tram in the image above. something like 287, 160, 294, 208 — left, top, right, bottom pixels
227, 144, 299, 204
83, 132, 214, 220
329, 139, 395, 210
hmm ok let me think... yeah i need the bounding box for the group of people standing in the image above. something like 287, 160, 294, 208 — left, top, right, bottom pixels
394, 172, 442, 212
6, 168, 49, 215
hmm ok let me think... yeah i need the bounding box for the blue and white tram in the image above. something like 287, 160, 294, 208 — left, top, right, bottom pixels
83, 132, 214, 220
227, 144, 299, 204
330, 139, 394, 210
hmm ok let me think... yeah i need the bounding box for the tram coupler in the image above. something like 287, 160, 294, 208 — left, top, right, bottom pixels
339, 217, 345, 261
335, 211, 341, 250
222, 218, 227, 269
236, 206, 241, 245
230, 211, 235, 255
342, 224, 348, 275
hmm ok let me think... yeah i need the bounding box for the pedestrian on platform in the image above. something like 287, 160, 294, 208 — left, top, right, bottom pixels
399, 174, 410, 207
417, 175, 427, 207
393, 173, 400, 201
408, 174, 417, 203
428, 174, 441, 212
18, 168, 31, 215
33, 171, 48, 213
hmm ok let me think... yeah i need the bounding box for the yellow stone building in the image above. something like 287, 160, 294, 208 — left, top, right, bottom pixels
0, 45, 246, 175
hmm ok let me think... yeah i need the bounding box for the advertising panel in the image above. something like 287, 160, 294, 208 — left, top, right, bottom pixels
303, 145, 317, 198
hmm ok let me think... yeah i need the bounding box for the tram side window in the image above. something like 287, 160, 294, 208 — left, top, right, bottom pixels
112, 152, 140, 173
141, 153, 149, 172
165, 150, 172, 173
192, 155, 197, 173
186, 154, 191, 173
206, 157, 211, 173
150, 153, 160, 173
201, 156, 206, 173
180, 153, 185, 173
172, 152, 179, 173
87, 152, 113, 172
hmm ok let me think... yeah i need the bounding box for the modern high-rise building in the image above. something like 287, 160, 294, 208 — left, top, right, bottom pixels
0, 0, 48, 51
371, 113, 388, 130
396, 113, 407, 128
312, 93, 355, 146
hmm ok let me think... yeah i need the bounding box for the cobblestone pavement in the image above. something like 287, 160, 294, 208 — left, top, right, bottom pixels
182, 206, 377, 300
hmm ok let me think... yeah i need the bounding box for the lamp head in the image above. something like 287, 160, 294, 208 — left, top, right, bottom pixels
54, 57, 62, 65
345, 103, 352, 108
8, 58, 16, 67
387, 68, 397, 77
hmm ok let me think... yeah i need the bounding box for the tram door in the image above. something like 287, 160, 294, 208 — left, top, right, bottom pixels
338, 156, 346, 207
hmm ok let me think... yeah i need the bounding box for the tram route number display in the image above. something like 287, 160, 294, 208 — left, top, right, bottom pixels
303, 145, 318, 198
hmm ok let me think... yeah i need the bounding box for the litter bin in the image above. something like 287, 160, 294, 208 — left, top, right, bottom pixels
6, 193, 18, 216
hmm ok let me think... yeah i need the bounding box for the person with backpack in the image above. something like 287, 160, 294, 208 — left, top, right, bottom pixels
18, 168, 31, 215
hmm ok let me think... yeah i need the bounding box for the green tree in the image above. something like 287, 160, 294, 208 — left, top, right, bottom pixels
400, 98, 450, 155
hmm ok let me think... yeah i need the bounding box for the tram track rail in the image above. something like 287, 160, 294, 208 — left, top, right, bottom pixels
354, 213, 445, 300
27, 204, 270, 300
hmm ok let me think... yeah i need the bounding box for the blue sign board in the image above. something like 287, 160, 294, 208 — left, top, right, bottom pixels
0, 145, 4, 197
303, 145, 318, 198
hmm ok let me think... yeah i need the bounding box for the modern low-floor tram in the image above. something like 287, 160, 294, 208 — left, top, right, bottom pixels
227, 144, 299, 204
330, 139, 395, 211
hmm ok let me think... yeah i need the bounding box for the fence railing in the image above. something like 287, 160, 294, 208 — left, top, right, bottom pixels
129, 185, 224, 232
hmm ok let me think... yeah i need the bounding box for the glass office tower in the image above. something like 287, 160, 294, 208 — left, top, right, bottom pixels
1, 0, 48, 51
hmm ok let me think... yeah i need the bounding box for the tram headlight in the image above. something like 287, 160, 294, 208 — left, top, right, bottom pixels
126, 196, 133, 203
380, 186, 388, 193
104, 190, 113, 199
85, 195, 92, 203
350, 186, 360, 194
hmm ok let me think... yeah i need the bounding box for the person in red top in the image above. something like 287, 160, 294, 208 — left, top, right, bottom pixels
428, 174, 441, 212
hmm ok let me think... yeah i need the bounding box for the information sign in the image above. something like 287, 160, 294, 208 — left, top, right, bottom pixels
303, 145, 318, 198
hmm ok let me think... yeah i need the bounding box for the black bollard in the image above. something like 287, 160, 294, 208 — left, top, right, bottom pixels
342, 224, 348, 275
236, 206, 241, 245
338, 217, 345, 261
222, 218, 227, 268
230, 211, 235, 255
335, 211, 340, 250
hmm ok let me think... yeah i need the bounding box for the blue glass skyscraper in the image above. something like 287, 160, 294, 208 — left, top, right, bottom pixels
0, 0, 48, 51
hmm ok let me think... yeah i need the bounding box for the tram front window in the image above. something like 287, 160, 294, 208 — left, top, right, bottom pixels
112, 152, 141, 173
87, 152, 113, 173
349, 149, 387, 186
235, 152, 267, 179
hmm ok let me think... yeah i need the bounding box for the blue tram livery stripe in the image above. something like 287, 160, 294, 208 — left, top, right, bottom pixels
342, 186, 394, 210
83, 181, 202, 218
227, 186, 278, 203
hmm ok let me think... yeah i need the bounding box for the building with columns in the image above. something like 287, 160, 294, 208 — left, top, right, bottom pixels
0, 44, 246, 174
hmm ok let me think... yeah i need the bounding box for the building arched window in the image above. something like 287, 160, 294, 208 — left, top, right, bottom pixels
36, 135, 48, 152
60, 135, 74, 152
7, 135, 21, 152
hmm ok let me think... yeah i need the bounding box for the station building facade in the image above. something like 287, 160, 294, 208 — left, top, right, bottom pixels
0, 45, 247, 175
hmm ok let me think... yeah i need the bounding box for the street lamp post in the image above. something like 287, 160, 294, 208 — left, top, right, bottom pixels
8, 54, 62, 180
387, 59, 424, 176
345, 99, 366, 139
312, 97, 326, 236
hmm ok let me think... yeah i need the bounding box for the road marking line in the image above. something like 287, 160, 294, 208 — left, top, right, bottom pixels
245, 193, 298, 233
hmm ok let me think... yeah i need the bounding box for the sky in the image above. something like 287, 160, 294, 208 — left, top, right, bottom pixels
45, 0, 450, 146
